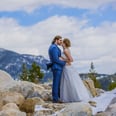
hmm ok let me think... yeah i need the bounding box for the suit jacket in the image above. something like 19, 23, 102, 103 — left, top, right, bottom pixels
48, 44, 66, 70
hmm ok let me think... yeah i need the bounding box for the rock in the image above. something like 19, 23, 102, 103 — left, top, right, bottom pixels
96, 88, 105, 96
43, 103, 65, 112
1, 70, 111, 116
0, 70, 13, 82
35, 109, 54, 116
88, 101, 97, 107
105, 103, 116, 116
26, 113, 34, 116
33, 83, 45, 92
20, 97, 45, 113
17, 81, 35, 98
83, 79, 98, 97
41, 90, 52, 101
0, 71, 34, 99
95, 112, 108, 116
0, 91, 25, 107
0, 70, 16, 91
34, 102, 92, 116
34, 103, 65, 116
0, 103, 26, 116
2, 103, 19, 110
58, 102, 92, 116
27, 91, 42, 98
40, 83, 52, 90
0, 101, 3, 110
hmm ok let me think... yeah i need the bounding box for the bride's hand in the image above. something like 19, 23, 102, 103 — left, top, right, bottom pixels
66, 61, 71, 65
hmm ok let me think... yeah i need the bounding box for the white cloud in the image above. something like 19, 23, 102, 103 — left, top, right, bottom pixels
0, 16, 116, 74
0, 0, 115, 12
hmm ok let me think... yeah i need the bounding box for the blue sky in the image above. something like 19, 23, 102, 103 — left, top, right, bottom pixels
0, 7, 87, 26
0, 5, 115, 26
0, 0, 116, 74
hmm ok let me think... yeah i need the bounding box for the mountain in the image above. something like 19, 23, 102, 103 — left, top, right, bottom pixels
98, 73, 116, 90
0, 48, 52, 82
0, 48, 115, 89
80, 73, 116, 90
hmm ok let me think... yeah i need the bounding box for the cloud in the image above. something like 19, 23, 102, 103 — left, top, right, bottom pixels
0, 16, 116, 74
0, 0, 115, 12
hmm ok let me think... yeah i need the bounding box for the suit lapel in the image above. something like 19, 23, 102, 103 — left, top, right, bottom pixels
54, 44, 61, 56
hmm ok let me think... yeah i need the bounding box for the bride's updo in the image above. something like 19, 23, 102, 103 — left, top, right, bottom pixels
63, 38, 71, 47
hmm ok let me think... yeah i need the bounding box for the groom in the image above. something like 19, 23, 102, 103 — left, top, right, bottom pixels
48, 35, 66, 103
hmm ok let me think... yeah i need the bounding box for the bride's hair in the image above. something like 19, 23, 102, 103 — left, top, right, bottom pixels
52, 35, 62, 44
63, 38, 71, 47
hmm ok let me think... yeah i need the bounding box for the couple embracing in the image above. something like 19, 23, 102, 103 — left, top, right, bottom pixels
48, 35, 91, 103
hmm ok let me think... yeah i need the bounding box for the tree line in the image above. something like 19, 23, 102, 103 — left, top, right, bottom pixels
20, 61, 116, 90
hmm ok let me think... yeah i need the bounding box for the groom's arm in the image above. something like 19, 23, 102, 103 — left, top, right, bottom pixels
51, 47, 66, 66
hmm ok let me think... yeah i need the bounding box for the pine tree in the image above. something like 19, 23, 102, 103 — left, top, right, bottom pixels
108, 82, 116, 90
20, 63, 29, 81
20, 62, 44, 83
89, 62, 95, 73
88, 62, 101, 88
28, 62, 44, 83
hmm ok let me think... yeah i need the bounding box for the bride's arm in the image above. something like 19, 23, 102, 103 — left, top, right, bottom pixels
59, 56, 71, 65
59, 56, 68, 61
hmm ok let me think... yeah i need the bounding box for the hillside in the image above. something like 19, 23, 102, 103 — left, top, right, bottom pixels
0, 48, 52, 82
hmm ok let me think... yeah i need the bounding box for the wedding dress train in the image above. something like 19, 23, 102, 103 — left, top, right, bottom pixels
60, 64, 92, 102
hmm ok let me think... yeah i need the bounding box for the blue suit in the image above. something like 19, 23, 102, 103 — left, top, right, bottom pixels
48, 44, 66, 102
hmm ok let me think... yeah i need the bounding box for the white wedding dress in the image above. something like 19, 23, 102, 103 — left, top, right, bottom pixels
60, 50, 92, 102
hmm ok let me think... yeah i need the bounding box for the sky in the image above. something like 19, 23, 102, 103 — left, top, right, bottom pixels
0, 0, 116, 74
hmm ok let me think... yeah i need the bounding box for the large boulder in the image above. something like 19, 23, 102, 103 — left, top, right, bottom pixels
0, 91, 25, 107
20, 97, 45, 113
0, 103, 26, 116
58, 102, 92, 116
0, 70, 14, 91
83, 79, 98, 97
0, 70, 42, 98
0, 70, 13, 82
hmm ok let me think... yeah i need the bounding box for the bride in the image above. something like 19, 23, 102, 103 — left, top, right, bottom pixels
60, 38, 92, 102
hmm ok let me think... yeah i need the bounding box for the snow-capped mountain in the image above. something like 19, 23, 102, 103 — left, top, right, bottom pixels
0, 48, 52, 82
0, 48, 115, 88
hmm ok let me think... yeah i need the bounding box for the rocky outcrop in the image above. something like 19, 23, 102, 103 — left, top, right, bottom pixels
1, 70, 108, 116
83, 79, 98, 97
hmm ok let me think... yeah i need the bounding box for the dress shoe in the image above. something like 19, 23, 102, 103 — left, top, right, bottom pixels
58, 100, 63, 103
52, 100, 63, 103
